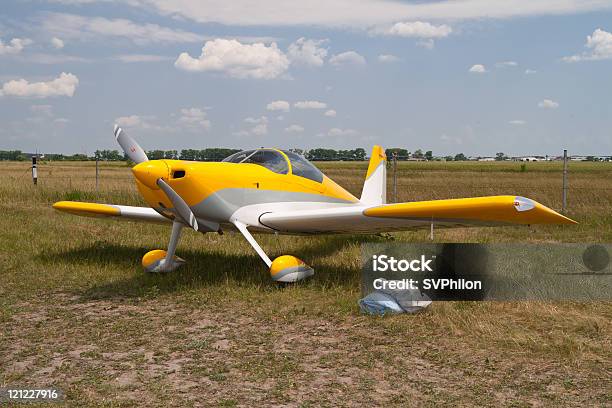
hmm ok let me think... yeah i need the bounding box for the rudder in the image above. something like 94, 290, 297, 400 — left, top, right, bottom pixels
360, 145, 386, 205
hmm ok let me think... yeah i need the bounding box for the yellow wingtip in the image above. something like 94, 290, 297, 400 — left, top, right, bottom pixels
364, 195, 579, 226
52, 201, 120, 217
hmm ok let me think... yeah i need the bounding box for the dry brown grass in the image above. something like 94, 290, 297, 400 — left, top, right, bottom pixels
0, 160, 610, 407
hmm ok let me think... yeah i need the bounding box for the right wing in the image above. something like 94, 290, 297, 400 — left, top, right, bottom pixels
53, 201, 170, 224
259, 195, 576, 234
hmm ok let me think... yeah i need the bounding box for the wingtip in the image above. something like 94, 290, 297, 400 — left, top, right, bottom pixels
537, 203, 578, 225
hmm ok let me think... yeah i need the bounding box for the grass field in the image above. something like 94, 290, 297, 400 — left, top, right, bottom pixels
1, 160, 610, 407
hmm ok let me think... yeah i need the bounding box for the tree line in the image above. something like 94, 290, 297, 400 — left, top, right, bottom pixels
0, 148, 505, 162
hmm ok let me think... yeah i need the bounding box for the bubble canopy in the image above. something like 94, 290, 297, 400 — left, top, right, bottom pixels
222, 148, 323, 183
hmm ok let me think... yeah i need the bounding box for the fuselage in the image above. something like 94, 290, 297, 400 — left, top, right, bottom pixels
132, 157, 360, 232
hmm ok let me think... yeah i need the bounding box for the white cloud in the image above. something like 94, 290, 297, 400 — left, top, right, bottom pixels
496, 61, 518, 68
329, 51, 366, 66
378, 54, 399, 63
242, 116, 269, 135
469, 64, 487, 73
112, 54, 173, 63
538, 99, 559, 109
0, 72, 78, 98
12, 53, 90, 64
114, 114, 171, 132
416, 39, 435, 49
115, 115, 144, 127
251, 123, 268, 136
285, 124, 304, 133
508, 119, 526, 125
244, 116, 266, 124
563, 28, 612, 62
175, 39, 290, 79
287, 38, 328, 67
30, 104, 54, 116
133, 0, 612, 27
440, 133, 463, 145
50, 37, 64, 49
178, 107, 211, 129
115, 109, 209, 132
324, 109, 337, 117
377, 21, 452, 38
294, 100, 327, 109
0, 38, 32, 55
40, 12, 204, 45
328, 127, 357, 136
524, 69, 537, 74
266, 100, 290, 112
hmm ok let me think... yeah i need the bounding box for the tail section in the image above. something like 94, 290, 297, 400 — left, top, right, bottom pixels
360, 145, 386, 205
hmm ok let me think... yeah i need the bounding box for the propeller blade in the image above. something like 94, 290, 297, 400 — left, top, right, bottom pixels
114, 124, 149, 164
157, 178, 199, 231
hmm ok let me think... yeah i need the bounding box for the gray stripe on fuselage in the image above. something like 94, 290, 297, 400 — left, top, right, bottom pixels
190, 188, 355, 222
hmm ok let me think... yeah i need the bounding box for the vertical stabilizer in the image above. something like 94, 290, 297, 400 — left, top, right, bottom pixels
360, 145, 386, 205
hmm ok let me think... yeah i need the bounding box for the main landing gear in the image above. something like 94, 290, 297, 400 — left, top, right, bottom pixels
233, 220, 314, 283
141, 219, 314, 283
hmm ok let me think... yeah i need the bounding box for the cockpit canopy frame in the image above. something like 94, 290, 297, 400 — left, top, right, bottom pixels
222, 148, 324, 183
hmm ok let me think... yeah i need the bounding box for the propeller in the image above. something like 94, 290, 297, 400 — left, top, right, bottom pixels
114, 124, 198, 231
114, 124, 149, 164
157, 178, 199, 231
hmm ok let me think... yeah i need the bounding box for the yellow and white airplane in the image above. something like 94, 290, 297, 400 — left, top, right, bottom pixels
53, 125, 576, 282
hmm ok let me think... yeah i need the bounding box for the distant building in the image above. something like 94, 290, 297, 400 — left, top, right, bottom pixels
514, 156, 547, 162
23, 152, 45, 158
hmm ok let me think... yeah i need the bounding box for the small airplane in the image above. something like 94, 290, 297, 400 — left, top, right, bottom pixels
53, 125, 576, 282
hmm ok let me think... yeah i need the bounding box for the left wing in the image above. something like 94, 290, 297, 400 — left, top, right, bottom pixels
258, 195, 576, 234
53, 201, 170, 224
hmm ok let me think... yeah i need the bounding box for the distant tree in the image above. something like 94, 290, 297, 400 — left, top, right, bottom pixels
425, 150, 433, 161
337, 150, 352, 161
353, 148, 366, 161
454, 153, 467, 161
180, 149, 198, 161
444, 155, 454, 162
385, 148, 409, 160
288, 148, 304, 156
67, 154, 88, 161
198, 148, 240, 161
306, 148, 338, 161
164, 150, 178, 160
147, 150, 165, 160
0, 150, 26, 161
495, 152, 507, 161
412, 149, 424, 159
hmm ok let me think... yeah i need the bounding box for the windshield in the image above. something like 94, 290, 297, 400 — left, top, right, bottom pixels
222, 149, 289, 174
282, 150, 324, 183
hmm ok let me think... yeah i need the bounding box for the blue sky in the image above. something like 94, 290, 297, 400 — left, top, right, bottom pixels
1, 0, 611, 156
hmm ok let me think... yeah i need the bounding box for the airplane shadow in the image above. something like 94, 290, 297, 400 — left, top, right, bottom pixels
37, 234, 388, 300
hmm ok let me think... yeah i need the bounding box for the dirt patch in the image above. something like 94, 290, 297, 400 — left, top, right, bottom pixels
1, 293, 609, 406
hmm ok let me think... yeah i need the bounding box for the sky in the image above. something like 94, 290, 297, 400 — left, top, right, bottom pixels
1, 0, 611, 156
